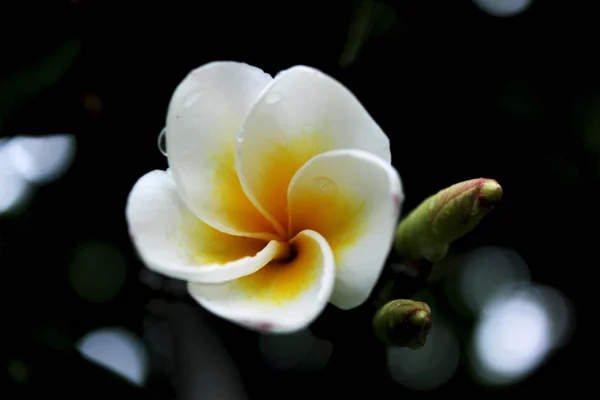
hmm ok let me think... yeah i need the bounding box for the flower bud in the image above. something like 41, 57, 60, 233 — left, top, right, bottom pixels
394, 178, 502, 262
372, 299, 432, 348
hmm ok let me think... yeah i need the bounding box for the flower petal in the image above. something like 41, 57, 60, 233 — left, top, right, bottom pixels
236, 65, 391, 231
126, 170, 288, 283
287, 149, 403, 310
166, 61, 279, 239
187, 229, 335, 333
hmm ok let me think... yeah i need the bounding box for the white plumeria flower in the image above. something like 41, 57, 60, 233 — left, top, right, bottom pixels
126, 62, 403, 333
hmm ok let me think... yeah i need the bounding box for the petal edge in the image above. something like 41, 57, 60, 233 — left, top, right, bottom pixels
287, 149, 403, 310
236, 65, 392, 232
126, 170, 286, 283
187, 229, 335, 333
166, 61, 279, 239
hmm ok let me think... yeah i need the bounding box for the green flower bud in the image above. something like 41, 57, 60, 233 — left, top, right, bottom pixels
394, 178, 502, 262
372, 299, 432, 348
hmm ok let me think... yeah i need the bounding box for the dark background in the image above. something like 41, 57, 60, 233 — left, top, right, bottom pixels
1, 0, 594, 398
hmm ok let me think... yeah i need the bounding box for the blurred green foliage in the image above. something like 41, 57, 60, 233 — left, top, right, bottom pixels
0, 40, 81, 132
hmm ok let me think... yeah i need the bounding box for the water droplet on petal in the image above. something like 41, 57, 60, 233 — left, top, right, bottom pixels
303, 123, 314, 132
184, 93, 202, 108
266, 92, 282, 105
157, 128, 167, 156
314, 176, 337, 193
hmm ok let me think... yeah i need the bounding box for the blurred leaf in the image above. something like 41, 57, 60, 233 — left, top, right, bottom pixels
339, 0, 397, 67
0, 40, 82, 131
576, 96, 600, 153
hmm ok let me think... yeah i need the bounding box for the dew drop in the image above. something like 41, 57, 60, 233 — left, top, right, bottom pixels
184, 93, 202, 108
314, 176, 337, 193
266, 92, 282, 105
157, 128, 167, 156
303, 123, 314, 132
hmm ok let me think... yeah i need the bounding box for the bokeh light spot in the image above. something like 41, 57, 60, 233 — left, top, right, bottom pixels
77, 327, 148, 386
387, 318, 460, 391
470, 284, 574, 385
458, 246, 530, 314
7, 359, 29, 383
68, 241, 127, 303
0, 141, 31, 215
473, 0, 533, 17
4, 134, 76, 184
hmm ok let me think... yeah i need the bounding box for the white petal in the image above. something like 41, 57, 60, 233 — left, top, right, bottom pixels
166, 61, 279, 239
187, 229, 335, 333
287, 149, 403, 310
236, 65, 391, 232
126, 170, 287, 283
